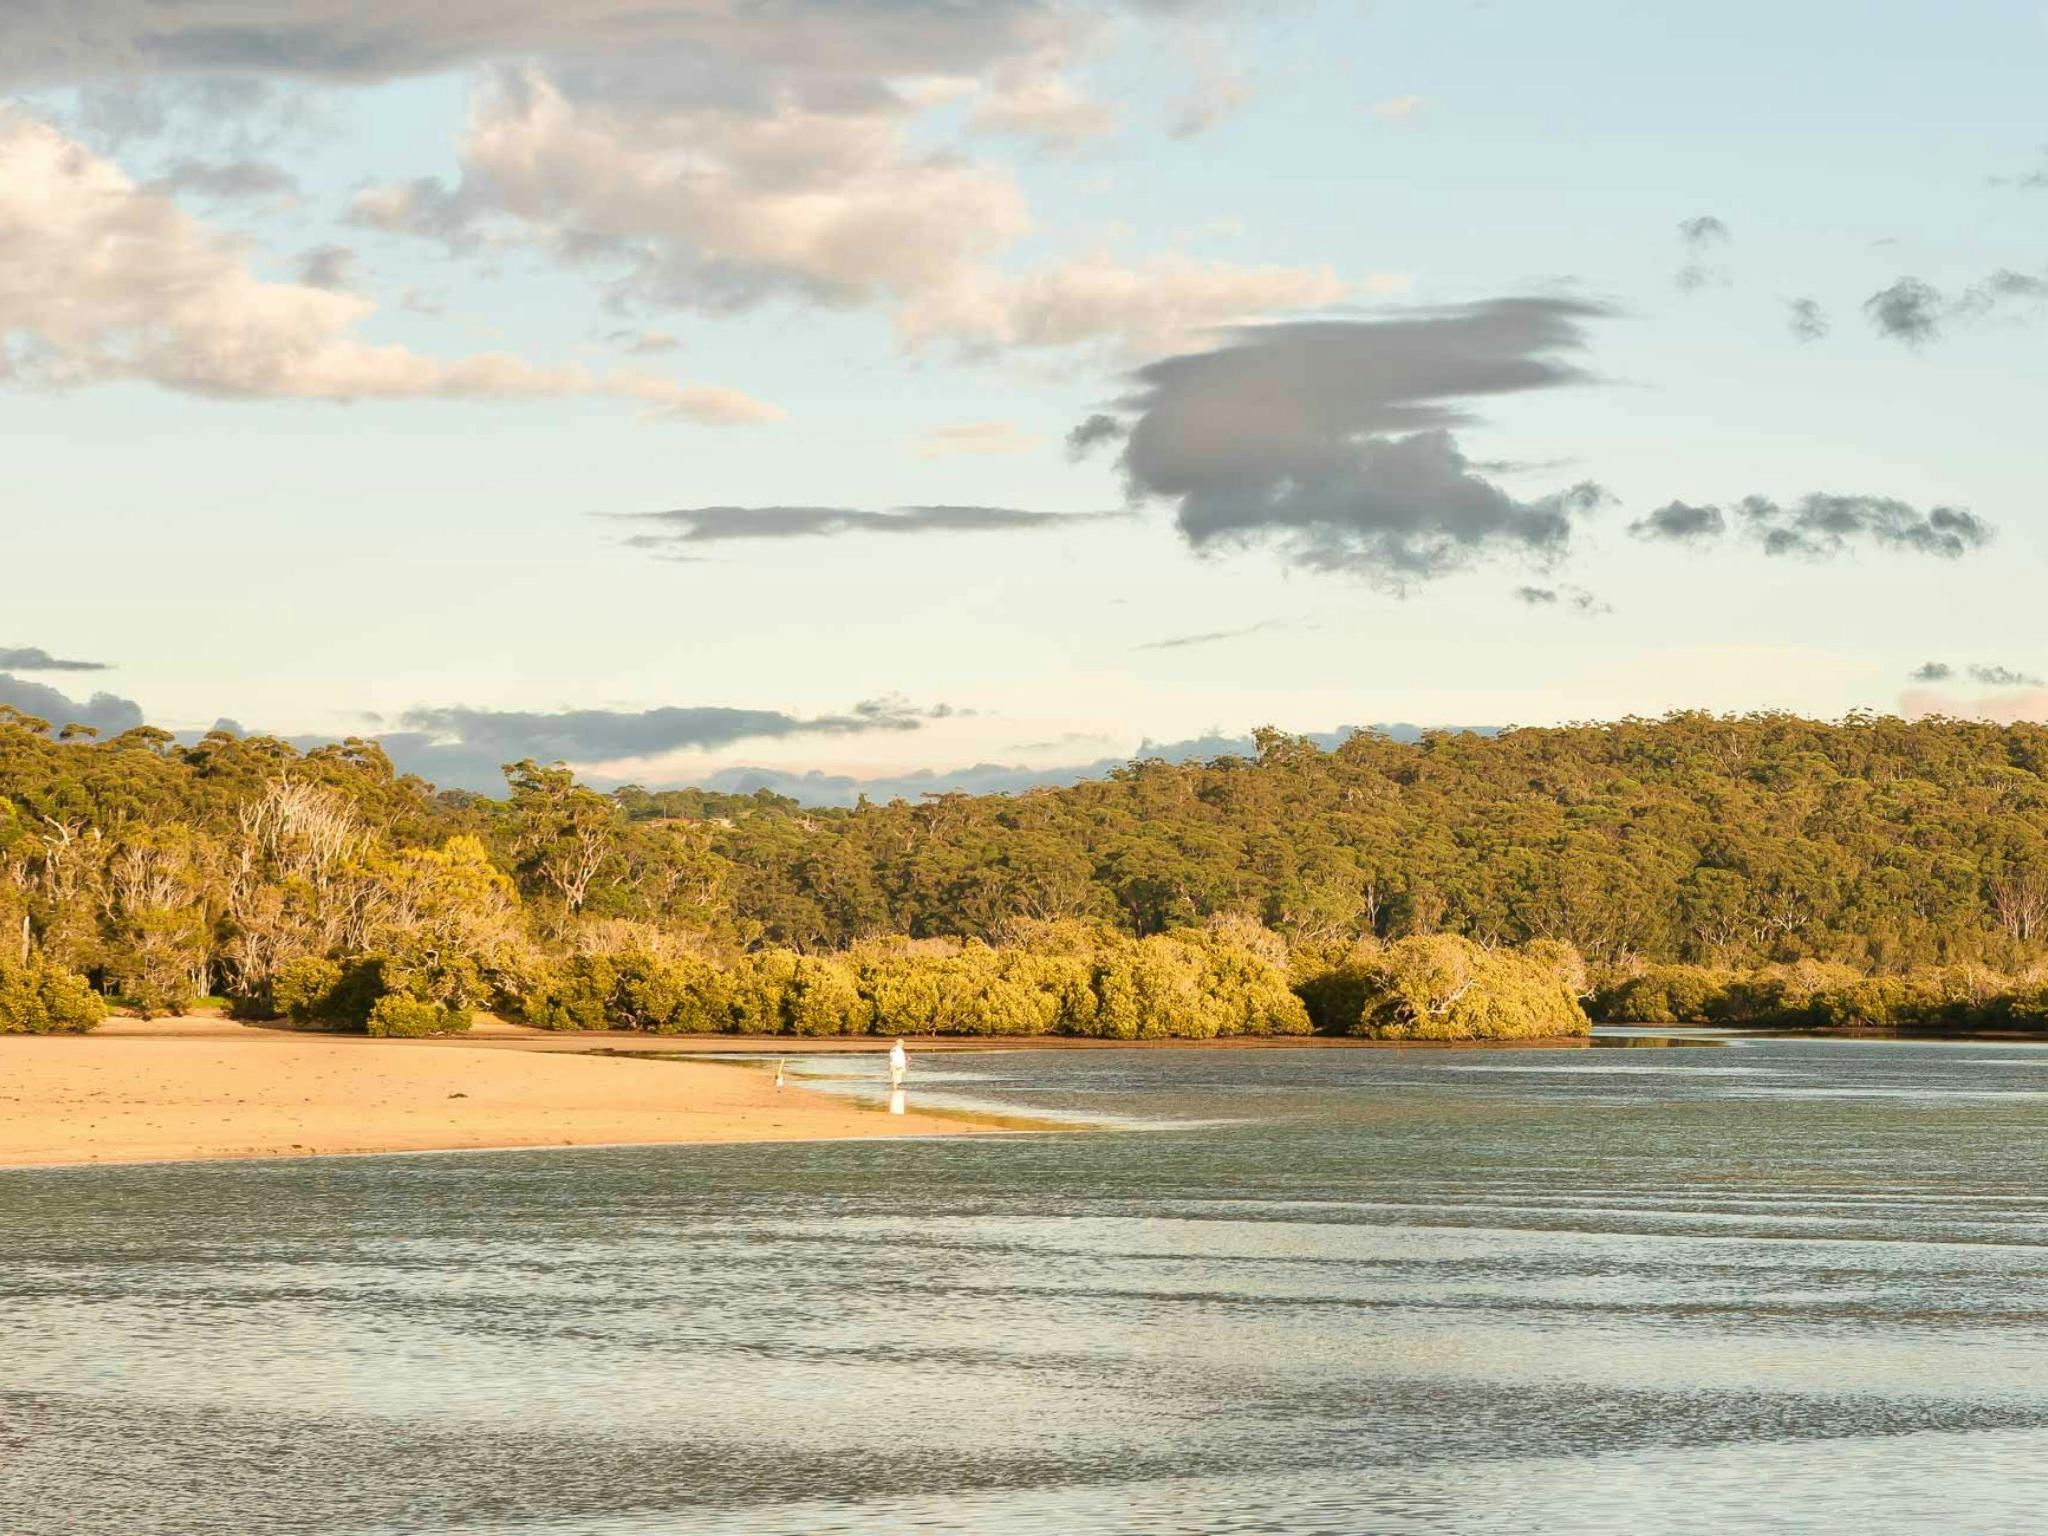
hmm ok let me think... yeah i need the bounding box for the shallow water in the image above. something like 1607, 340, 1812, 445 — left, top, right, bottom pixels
7, 1034, 2048, 1534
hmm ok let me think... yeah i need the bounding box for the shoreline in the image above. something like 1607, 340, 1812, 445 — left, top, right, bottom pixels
0, 1017, 1015, 1170
0, 1013, 1605, 1171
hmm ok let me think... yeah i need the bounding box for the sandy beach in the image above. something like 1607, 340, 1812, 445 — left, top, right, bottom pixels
0, 1017, 989, 1168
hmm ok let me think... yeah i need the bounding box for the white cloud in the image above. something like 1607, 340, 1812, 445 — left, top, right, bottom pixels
901, 252, 1350, 357
969, 38, 1120, 148
971, 74, 1119, 146
1167, 32, 1253, 139
417, 71, 1036, 311
357, 68, 1346, 360
0, 105, 778, 422
916, 420, 1046, 459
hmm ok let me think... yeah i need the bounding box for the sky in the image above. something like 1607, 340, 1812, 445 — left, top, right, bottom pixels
3, 0, 2045, 801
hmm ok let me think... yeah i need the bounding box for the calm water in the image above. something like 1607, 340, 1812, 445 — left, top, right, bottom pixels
8, 1034, 2048, 1534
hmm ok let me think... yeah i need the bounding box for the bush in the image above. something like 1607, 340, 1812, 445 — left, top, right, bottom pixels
1814, 965, 2009, 1032
272, 956, 344, 1022
520, 949, 729, 1033
270, 954, 388, 1029
1590, 964, 1735, 1024
1293, 938, 1382, 1034
366, 994, 471, 1037
522, 953, 617, 1031
1348, 935, 1588, 1041
725, 950, 802, 1033
785, 956, 867, 1035
0, 954, 107, 1034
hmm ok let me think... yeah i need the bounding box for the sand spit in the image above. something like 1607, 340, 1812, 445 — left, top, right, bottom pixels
0, 1017, 991, 1168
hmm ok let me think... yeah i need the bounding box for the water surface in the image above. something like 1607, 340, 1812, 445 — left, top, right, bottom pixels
6, 1035, 2048, 1533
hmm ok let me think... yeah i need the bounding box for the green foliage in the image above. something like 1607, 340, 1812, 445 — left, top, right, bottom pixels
1346, 935, 1588, 1041
270, 954, 390, 1029
524, 949, 727, 1033
365, 994, 471, 1037
0, 952, 106, 1033
514, 923, 1310, 1040
1591, 964, 1734, 1024
271, 956, 345, 1023
13, 711, 2048, 1038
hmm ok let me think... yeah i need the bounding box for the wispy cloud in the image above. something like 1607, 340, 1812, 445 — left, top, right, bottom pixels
0, 645, 111, 672
1970, 663, 2043, 687
1515, 584, 1609, 614
1787, 297, 1829, 342
1676, 215, 1730, 292
614, 503, 1121, 551
915, 420, 1045, 459
1132, 620, 1287, 651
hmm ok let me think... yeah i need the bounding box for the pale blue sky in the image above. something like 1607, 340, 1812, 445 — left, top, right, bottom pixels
4, 0, 2044, 795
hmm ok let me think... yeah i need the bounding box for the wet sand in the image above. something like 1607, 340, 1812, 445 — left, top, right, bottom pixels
0, 1017, 987, 1168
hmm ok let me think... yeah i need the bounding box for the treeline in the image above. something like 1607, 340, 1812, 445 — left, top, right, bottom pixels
6, 706, 2048, 1037
1591, 961, 2048, 1033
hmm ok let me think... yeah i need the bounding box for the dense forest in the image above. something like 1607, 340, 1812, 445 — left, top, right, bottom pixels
6, 706, 2048, 1038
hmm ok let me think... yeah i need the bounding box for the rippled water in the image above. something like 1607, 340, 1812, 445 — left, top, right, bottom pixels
8, 1034, 2048, 1534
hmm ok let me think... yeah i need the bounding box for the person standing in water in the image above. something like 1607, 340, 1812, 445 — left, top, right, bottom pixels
886, 1039, 910, 1115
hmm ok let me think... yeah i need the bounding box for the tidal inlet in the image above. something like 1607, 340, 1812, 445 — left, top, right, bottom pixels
4, 2, 2046, 1531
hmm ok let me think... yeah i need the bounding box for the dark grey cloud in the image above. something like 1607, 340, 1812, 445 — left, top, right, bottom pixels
1132, 620, 1286, 651
0, 2, 1168, 102
1676, 215, 1730, 292
1913, 661, 2048, 689
376, 695, 957, 790
1514, 584, 1606, 614
1102, 297, 1614, 583
1628, 495, 1990, 561
0, 645, 111, 672
65, 75, 290, 148
0, 675, 145, 735
1787, 297, 1829, 342
1739, 494, 1992, 559
1066, 413, 1126, 459
1863, 270, 2048, 344
295, 244, 357, 290
1864, 277, 1944, 344
1629, 500, 1727, 543
1467, 455, 1580, 475
147, 156, 299, 202
1970, 664, 2044, 688
1955, 269, 2048, 320
616, 503, 1118, 551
